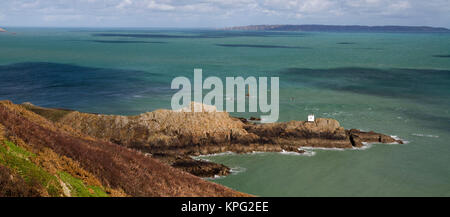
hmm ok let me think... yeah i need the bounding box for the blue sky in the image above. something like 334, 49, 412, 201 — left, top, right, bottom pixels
1, 0, 449, 28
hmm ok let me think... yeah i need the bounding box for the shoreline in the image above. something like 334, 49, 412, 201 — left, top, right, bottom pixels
193, 139, 407, 178
17, 101, 403, 178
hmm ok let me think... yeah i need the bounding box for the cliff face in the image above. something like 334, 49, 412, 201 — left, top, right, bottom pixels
58, 108, 248, 153
0, 101, 248, 197
19, 102, 402, 178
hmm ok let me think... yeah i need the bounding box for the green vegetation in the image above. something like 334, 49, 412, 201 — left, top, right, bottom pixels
0, 140, 62, 196
58, 171, 108, 197
21, 104, 73, 122
4, 141, 36, 158
0, 140, 109, 197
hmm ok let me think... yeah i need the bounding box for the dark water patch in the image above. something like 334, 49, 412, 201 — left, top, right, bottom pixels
353, 48, 383, 50
337, 42, 356, 45
197, 30, 309, 38
401, 110, 450, 132
91, 30, 309, 39
280, 67, 450, 104
216, 44, 311, 49
88, 40, 167, 44
92, 33, 215, 39
433, 55, 450, 58
78, 29, 310, 37
65, 39, 167, 44
336, 47, 383, 51
0, 62, 173, 114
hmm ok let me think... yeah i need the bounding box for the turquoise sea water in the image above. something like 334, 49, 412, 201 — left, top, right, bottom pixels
1, 28, 449, 196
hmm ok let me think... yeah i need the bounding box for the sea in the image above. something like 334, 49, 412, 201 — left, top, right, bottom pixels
0, 27, 449, 196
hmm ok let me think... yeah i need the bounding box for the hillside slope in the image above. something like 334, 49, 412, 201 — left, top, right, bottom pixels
0, 101, 247, 197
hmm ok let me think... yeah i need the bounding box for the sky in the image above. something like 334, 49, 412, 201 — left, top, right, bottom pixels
1, 0, 449, 28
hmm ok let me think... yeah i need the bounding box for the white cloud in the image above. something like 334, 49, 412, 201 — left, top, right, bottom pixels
389, 1, 411, 11
298, 0, 335, 13
19, 0, 41, 9
116, 0, 133, 9
147, 0, 175, 11
0, 0, 448, 27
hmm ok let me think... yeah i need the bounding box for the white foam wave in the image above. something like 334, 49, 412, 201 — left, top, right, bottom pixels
230, 166, 247, 175
279, 149, 316, 157
194, 151, 236, 159
412, 133, 439, 138
204, 175, 226, 180
301, 143, 375, 151
301, 146, 347, 151
250, 151, 265, 155
390, 135, 409, 144
355, 143, 374, 150
200, 165, 246, 180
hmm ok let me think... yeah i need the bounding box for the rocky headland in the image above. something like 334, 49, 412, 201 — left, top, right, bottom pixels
0, 28, 6, 32
20, 102, 403, 178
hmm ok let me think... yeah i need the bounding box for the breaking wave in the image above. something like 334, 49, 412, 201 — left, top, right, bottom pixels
412, 133, 439, 138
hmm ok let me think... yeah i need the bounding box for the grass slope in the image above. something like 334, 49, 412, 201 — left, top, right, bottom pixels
0, 140, 62, 196
0, 140, 108, 197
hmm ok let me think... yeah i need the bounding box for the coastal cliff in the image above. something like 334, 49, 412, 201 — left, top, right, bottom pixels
20, 102, 403, 178
0, 28, 6, 32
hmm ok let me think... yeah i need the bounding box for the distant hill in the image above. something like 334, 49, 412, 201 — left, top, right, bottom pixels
224, 25, 450, 33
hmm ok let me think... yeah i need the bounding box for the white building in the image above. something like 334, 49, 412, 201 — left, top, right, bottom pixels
308, 114, 315, 122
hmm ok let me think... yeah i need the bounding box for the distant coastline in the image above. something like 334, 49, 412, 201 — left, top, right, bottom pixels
223, 24, 450, 33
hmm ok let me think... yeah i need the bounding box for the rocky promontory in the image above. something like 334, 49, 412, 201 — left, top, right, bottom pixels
0, 28, 6, 32
20, 102, 403, 178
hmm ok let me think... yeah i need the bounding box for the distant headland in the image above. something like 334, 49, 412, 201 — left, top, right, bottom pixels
0, 27, 7, 32
223, 25, 450, 33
